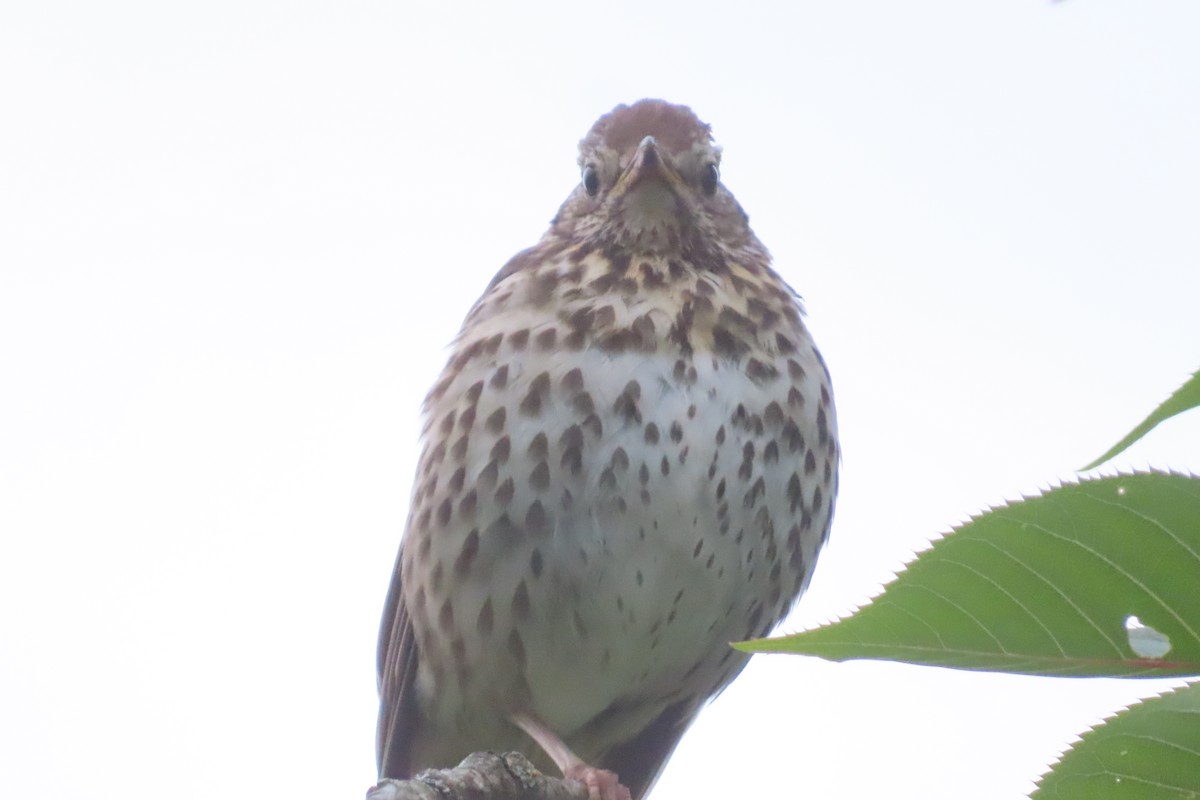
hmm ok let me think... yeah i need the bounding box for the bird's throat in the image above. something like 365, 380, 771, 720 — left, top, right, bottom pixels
613, 181, 685, 252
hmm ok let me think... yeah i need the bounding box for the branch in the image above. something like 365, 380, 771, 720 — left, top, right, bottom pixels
366, 752, 588, 800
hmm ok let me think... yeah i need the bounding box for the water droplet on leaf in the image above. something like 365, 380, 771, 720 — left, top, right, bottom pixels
1124, 615, 1171, 659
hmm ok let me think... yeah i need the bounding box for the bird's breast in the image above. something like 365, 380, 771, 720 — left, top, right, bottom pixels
401, 251, 838, 757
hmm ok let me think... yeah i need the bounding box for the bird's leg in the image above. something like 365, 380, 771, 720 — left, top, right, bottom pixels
510, 712, 632, 800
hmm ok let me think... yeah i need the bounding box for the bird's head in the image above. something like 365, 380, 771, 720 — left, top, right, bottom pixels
552, 99, 753, 255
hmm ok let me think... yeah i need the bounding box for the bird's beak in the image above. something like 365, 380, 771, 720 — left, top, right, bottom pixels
614, 136, 685, 196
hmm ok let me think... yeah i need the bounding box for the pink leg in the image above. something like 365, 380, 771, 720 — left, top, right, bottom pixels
511, 712, 632, 800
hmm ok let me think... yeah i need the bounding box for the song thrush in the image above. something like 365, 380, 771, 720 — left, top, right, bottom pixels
377, 99, 839, 800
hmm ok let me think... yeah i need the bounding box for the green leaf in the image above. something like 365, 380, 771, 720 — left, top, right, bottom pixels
1031, 681, 1200, 799
1083, 369, 1200, 470
740, 472, 1200, 677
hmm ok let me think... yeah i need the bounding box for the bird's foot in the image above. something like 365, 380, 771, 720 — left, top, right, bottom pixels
563, 763, 632, 800
511, 711, 632, 800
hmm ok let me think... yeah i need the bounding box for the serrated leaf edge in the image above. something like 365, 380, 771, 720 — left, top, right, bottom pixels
745, 469, 1200, 645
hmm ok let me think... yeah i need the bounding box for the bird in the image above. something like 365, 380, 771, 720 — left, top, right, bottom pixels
377, 99, 839, 800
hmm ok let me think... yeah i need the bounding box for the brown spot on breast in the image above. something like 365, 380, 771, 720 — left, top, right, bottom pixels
611, 446, 630, 472
745, 358, 779, 383
476, 599, 494, 636
450, 434, 470, 461
775, 332, 796, 354
782, 419, 805, 453
744, 476, 766, 509
525, 500, 550, 535
535, 328, 558, 350
561, 437, 583, 475
483, 332, 504, 355
644, 422, 660, 444
448, 466, 466, 494
597, 328, 633, 353
718, 305, 755, 333
599, 466, 616, 490
485, 407, 506, 434
763, 401, 784, 428
588, 272, 618, 294
437, 498, 452, 526
594, 305, 617, 328
528, 432, 548, 460
458, 489, 477, 518
559, 424, 583, 451
465, 381, 485, 404
582, 412, 603, 438
786, 359, 806, 381
450, 339, 484, 372
640, 261, 666, 289
565, 307, 596, 337
787, 473, 803, 513
490, 436, 511, 464
530, 549, 544, 578
519, 372, 551, 416
438, 599, 455, 634
561, 367, 584, 392
631, 314, 656, 351
439, 410, 456, 435
805, 449, 817, 474
509, 329, 530, 350
490, 365, 509, 390
528, 271, 558, 306
817, 407, 829, 444
573, 391, 595, 416
712, 325, 749, 361
495, 477, 515, 507
746, 297, 781, 330
454, 529, 479, 577
530, 461, 550, 491
602, 245, 632, 276
738, 442, 755, 481
478, 460, 499, 489
613, 380, 642, 425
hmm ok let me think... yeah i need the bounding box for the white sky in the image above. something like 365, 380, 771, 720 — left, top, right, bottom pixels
2, 2, 1199, 798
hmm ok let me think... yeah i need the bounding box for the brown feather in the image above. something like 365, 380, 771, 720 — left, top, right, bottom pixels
599, 699, 700, 800
376, 547, 423, 778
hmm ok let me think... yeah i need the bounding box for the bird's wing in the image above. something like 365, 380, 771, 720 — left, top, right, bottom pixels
376, 546, 423, 778
600, 698, 702, 800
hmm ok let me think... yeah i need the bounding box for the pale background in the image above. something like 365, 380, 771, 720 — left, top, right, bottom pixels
2, 2, 1199, 798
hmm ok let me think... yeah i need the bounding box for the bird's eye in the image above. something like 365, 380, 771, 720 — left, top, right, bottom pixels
701, 163, 720, 196
582, 164, 600, 197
